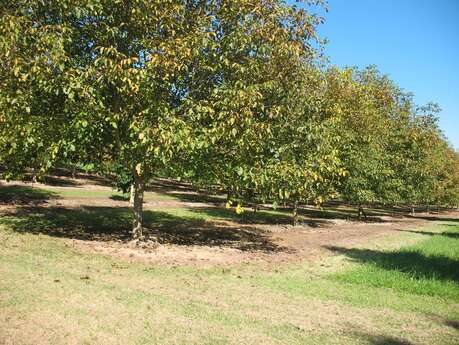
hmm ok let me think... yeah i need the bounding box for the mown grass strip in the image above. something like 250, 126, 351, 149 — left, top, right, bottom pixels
332, 222, 459, 301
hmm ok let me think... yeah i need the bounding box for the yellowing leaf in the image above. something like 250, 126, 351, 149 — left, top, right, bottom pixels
135, 163, 142, 175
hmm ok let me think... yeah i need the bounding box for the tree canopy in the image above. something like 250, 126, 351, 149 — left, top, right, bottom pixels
1, 0, 458, 237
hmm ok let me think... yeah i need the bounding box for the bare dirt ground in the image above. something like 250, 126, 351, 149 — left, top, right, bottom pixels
1, 176, 457, 268
73, 217, 434, 268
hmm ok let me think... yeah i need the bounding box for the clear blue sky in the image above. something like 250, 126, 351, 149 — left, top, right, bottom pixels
293, 0, 459, 149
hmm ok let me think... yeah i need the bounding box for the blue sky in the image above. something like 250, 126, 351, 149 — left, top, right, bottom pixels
293, 0, 459, 149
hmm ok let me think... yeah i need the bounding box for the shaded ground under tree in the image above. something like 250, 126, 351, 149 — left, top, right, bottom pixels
0, 205, 287, 253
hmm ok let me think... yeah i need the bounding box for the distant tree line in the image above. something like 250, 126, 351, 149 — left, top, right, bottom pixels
1, 0, 458, 238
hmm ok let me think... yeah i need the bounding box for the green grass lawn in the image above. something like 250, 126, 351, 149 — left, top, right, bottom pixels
0, 184, 180, 202
55, 188, 179, 201
332, 227, 459, 300
0, 203, 458, 345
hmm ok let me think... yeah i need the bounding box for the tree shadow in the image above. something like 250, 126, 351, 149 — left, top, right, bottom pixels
110, 194, 130, 202
186, 204, 387, 226
0, 205, 287, 252
147, 179, 226, 204
12, 172, 80, 187
185, 207, 334, 228
161, 191, 225, 204
357, 334, 415, 345
148, 178, 201, 193
39, 175, 81, 187
77, 173, 113, 187
445, 319, 459, 330
189, 207, 292, 225
299, 207, 353, 220
395, 229, 459, 239
424, 314, 459, 331
410, 215, 459, 222
323, 245, 459, 283
300, 206, 387, 223
47, 167, 113, 187
148, 180, 393, 224
0, 184, 59, 205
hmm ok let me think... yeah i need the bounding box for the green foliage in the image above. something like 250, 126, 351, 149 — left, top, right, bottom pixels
321, 66, 459, 209
322, 66, 403, 206
1, 0, 458, 232
0, 0, 330, 234
111, 164, 134, 194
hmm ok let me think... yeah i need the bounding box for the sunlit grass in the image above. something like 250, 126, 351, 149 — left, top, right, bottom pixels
1, 184, 458, 344
1, 220, 458, 344
331, 223, 459, 300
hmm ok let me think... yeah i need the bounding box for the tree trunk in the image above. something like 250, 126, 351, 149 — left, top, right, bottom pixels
426, 204, 430, 214
411, 205, 415, 217
357, 205, 367, 220
226, 188, 232, 203
129, 183, 135, 206
31, 169, 37, 187
132, 174, 145, 240
292, 200, 299, 226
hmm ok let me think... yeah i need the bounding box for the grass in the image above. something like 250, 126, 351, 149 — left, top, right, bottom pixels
56, 188, 178, 201
254, 223, 459, 310
1, 215, 458, 344
0, 184, 313, 241
0, 184, 180, 202
0, 185, 58, 202
330, 226, 459, 300
0, 205, 284, 251
46, 187, 181, 201
0, 184, 401, 224
1, 184, 458, 344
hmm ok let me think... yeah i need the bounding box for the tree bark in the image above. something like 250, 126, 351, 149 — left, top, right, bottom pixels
357, 205, 367, 220
129, 183, 135, 206
132, 174, 145, 240
226, 188, 232, 203
292, 200, 299, 226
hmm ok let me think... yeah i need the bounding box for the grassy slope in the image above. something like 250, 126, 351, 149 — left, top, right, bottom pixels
0, 213, 458, 344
